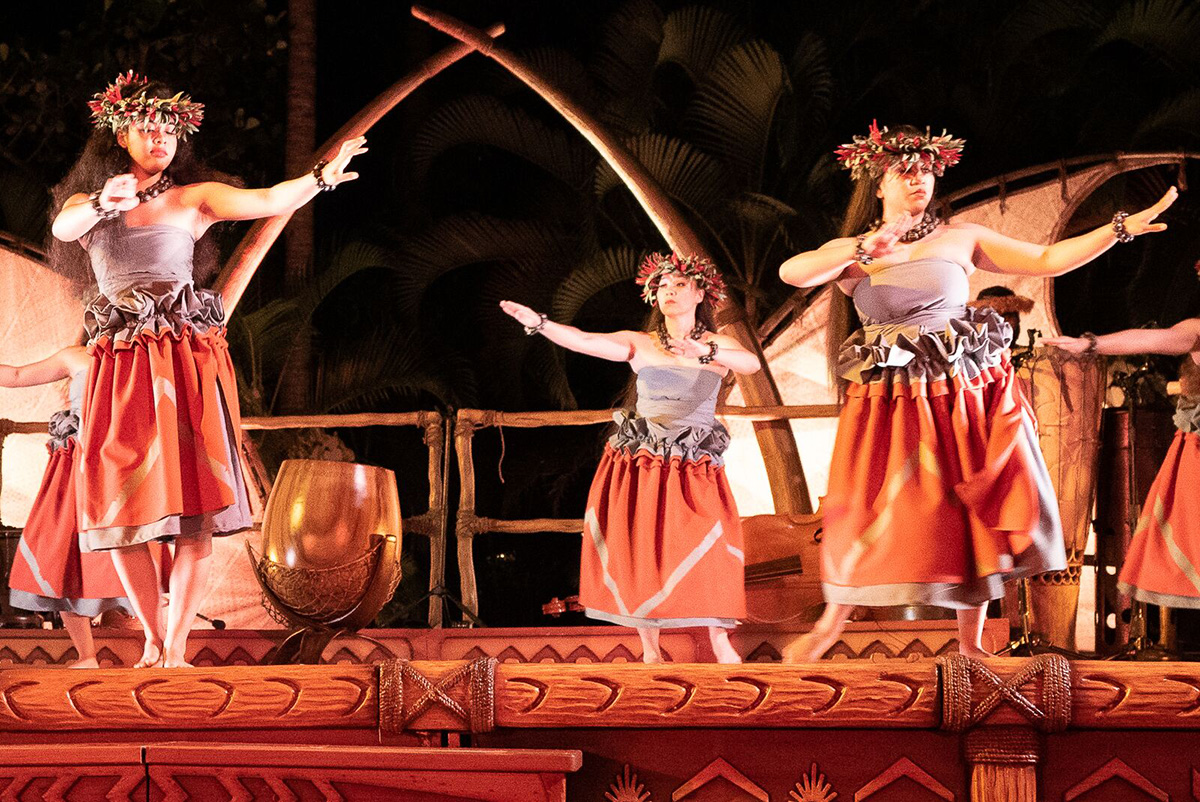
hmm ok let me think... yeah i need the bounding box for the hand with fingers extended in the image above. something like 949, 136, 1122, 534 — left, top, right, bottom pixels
1120, 186, 1179, 237
99, 174, 141, 213
499, 299, 543, 329
667, 336, 712, 358
1042, 335, 1092, 355
859, 212, 915, 261
319, 136, 369, 188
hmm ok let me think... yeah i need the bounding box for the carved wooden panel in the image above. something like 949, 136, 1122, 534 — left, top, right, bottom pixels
0, 665, 376, 731
495, 662, 937, 729
0, 744, 145, 802
1073, 662, 1200, 728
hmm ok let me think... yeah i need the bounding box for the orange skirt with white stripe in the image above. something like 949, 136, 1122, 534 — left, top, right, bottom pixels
7, 437, 132, 616
822, 312, 1065, 609
1118, 429, 1200, 607
580, 445, 746, 628
79, 312, 251, 551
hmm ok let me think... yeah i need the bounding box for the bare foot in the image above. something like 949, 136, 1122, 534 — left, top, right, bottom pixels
708, 630, 742, 664
958, 644, 994, 660
782, 630, 835, 663
69, 656, 99, 669
162, 649, 193, 668
133, 641, 163, 669
640, 649, 664, 664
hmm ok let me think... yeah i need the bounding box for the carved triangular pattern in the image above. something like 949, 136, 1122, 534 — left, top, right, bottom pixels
1065, 758, 1168, 801
854, 757, 953, 801
672, 757, 768, 801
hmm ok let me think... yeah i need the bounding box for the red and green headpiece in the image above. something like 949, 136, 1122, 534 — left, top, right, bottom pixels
835, 120, 964, 181
636, 252, 727, 306
88, 71, 204, 139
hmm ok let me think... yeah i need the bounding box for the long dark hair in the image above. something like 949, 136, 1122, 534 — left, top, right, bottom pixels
48, 82, 241, 291
825, 124, 949, 380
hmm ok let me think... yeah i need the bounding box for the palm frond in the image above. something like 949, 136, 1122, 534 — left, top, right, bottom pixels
1094, 0, 1200, 74
787, 32, 834, 129
520, 47, 601, 111
594, 133, 733, 220
685, 40, 790, 183
1132, 88, 1200, 146
657, 6, 746, 83
551, 246, 642, 325
590, 0, 665, 135
411, 95, 592, 190
390, 215, 579, 317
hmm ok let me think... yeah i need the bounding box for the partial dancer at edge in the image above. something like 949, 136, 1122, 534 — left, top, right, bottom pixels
779, 122, 1177, 660
501, 254, 758, 663
1047, 318, 1200, 608
51, 72, 367, 667
3, 346, 135, 667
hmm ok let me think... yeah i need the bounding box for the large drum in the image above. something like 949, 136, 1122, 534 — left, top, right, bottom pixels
254, 459, 403, 636
1013, 348, 1105, 650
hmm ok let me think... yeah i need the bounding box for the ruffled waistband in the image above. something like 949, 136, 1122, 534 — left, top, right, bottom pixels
838, 305, 1012, 387
85, 281, 227, 345
1176, 395, 1200, 435
47, 410, 78, 453
607, 409, 730, 465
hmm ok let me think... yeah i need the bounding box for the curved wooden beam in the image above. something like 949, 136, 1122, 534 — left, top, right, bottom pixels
411, 5, 811, 516
214, 23, 506, 316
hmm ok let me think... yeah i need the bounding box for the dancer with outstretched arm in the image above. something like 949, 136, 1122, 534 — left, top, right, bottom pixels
51, 72, 367, 667
779, 122, 1177, 660
1047, 318, 1200, 608
501, 254, 758, 663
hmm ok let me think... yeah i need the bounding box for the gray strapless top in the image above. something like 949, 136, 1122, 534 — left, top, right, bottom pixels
840, 258, 1012, 386
608, 365, 730, 465
47, 369, 87, 452
83, 222, 226, 344
86, 222, 195, 300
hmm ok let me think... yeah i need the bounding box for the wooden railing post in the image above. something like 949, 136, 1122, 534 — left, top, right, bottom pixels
454, 412, 481, 619
420, 413, 449, 628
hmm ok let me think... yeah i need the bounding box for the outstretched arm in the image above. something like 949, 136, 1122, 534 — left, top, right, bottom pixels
499, 300, 635, 362
0, 346, 86, 388
779, 215, 915, 287
1045, 318, 1200, 356
187, 137, 368, 224
969, 187, 1177, 277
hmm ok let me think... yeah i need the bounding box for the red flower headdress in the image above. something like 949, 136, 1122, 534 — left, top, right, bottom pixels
88, 71, 204, 139
835, 120, 964, 181
636, 252, 727, 306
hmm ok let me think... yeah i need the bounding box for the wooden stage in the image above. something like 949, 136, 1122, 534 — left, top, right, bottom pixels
2, 624, 1196, 801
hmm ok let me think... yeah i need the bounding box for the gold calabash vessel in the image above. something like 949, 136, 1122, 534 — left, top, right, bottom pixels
250, 459, 403, 663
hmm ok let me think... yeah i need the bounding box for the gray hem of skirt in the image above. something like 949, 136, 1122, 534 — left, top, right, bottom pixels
585, 607, 737, 629
1118, 582, 1200, 609
823, 560, 1068, 611
8, 589, 134, 617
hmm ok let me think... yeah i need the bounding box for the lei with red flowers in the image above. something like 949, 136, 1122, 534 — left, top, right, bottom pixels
636, 252, 727, 306
835, 121, 964, 181
88, 71, 204, 139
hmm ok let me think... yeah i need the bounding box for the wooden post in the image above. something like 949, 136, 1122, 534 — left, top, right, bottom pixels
455, 415, 481, 619
422, 414, 449, 628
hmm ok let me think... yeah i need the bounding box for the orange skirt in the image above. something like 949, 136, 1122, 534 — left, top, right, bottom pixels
79, 324, 251, 551
580, 446, 746, 628
1118, 430, 1200, 607
822, 357, 1065, 608
7, 439, 131, 616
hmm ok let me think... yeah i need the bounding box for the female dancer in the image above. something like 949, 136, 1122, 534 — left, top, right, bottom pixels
779, 122, 1177, 660
500, 254, 759, 663
51, 72, 366, 667
1047, 319, 1200, 607
3, 346, 132, 667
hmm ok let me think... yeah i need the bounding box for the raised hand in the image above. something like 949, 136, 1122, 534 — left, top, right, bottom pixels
320, 136, 369, 187
499, 299, 543, 329
100, 174, 140, 212
860, 212, 914, 260
1122, 186, 1178, 236
1043, 335, 1090, 354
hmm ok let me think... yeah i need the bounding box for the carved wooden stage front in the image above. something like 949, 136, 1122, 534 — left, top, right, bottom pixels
4, 646, 1200, 802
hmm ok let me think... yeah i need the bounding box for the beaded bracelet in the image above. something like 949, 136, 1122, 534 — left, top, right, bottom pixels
1081, 331, 1098, 354
854, 233, 874, 265
698, 341, 719, 365
89, 191, 120, 220
1111, 211, 1134, 243
312, 160, 335, 192
524, 313, 548, 336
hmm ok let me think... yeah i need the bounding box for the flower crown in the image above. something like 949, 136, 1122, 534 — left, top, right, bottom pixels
88, 71, 204, 139
636, 252, 727, 306
835, 120, 964, 181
